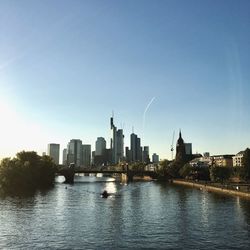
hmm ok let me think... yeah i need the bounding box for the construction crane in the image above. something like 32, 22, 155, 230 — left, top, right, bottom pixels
171, 131, 175, 160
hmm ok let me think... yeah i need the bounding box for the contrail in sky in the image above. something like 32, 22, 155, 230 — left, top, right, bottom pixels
142, 97, 156, 142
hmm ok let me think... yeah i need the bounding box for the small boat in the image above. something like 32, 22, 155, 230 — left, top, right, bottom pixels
101, 190, 109, 198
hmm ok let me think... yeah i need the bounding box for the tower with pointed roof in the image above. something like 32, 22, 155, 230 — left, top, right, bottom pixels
176, 130, 186, 162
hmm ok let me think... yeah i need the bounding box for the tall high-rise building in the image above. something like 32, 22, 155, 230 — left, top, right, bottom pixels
130, 133, 138, 162
62, 148, 67, 165
110, 116, 117, 164
143, 146, 150, 163
130, 132, 143, 162
82, 144, 91, 167
110, 115, 124, 164
95, 137, 106, 156
116, 129, 124, 162
125, 146, 131, 162
47, 143, 60, 165
67, 139, 82, 167
136, 137, 142, 162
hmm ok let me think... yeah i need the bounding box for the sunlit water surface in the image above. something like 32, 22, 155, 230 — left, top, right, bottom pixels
1, 176, 250, 249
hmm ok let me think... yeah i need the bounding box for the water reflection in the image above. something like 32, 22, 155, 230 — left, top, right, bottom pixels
1, 177, 250, 249
103, 181, 117, 195
239, 199, 250, 226
200, 191, 209, 226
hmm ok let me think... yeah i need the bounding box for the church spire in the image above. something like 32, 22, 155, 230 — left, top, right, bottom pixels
179, 129, 182, 139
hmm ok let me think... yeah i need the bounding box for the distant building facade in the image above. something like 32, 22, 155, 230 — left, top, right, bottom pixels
125, 146, 131, 162
95, 137, 106, 156
185, 143, 192, 155
67, 139, 82, 167
82, 144, 91, 167
189, 156, 212, 168
62, 148, 67, 165
176, 131, 186, 162
47, 143, 60, 165
203, 152, 210, 158
130, 133, 143, 162
110, 116, 124, 164
143, 146, 150, 163
232, 151, 244, 167
212, 155, 234, 167
116, 129, 124, 163
175, 131, 197, 163
152, 153, 159, 163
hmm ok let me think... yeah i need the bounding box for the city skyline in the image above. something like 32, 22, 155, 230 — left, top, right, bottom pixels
1, 0, 250, 160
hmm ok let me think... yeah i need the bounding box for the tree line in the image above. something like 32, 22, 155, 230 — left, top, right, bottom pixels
0, 151, 57, 194
158, 148, 250, 183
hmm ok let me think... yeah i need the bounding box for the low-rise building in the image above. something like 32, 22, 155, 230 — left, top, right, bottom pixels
189, 156, 212, 168
152, 153, 159, 164
232, 151, 244, 167
212, 155, 234, 167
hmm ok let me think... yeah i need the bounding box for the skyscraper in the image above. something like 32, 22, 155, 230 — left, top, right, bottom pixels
47, 143, 60, 165
110, 115, 124, 164
130, 132, 143, 162
110, 115, 117, 164
136, 137, 142, 162
62, 148, 67, 165
67, 139, 82, 167
116, 129, 124, 163
130, 133, 138, 162
95, 137, 106, 156
125, 146, 131, 162
143, 146, 150, 163
82, 144, 91, 167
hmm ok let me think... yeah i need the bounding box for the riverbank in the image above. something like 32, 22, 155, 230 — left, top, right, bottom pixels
172, 179, 250, 199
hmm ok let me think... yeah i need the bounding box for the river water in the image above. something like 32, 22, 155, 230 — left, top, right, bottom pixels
0, 176, 250, 249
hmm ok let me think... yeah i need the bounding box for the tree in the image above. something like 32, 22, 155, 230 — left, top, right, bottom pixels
241, 148, 250, 181
179, 163, 192, 178
210, 166, 232, 183
0, 151, 57, 194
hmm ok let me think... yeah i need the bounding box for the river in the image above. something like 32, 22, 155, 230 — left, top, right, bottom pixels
0, 176, 250, 249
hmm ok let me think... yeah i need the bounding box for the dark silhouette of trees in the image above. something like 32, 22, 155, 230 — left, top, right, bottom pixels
179, 163, 210, 181
0, 151, 57, 193
210, 166, 232, 183
241, 148, 250, 181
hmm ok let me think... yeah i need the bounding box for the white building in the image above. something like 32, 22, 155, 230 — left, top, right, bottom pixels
233, 151, 244, 167
95, 137, 106, 156
47, 143, 60, 165
189, 156, 212, 168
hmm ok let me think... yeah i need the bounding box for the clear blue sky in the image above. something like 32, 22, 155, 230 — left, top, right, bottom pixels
0, 0, 250, 161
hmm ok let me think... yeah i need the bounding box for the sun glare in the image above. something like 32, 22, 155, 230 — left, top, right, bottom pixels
0, 97, 49, 159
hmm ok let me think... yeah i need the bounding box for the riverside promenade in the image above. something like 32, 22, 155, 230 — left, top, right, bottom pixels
172, 179, 250, 199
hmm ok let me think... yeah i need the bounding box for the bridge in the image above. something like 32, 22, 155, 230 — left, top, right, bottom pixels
57, 167, 159, 184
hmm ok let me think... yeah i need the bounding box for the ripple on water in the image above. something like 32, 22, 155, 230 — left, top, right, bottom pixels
0, 178, 250, 249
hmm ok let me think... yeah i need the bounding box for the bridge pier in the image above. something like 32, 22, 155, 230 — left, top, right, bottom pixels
121, 172, 134, 183
60, 168, 75, 184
